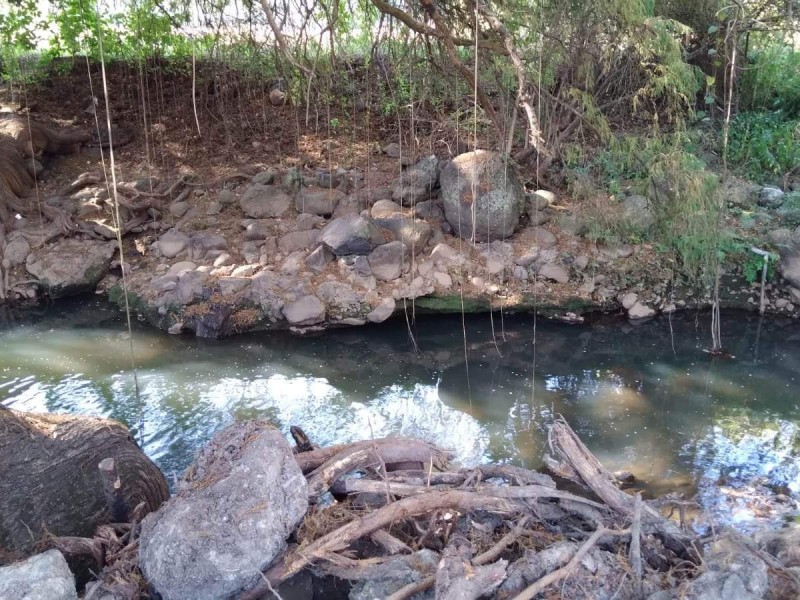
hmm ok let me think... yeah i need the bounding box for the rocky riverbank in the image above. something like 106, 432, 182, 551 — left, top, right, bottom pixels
5, 147, 800, 338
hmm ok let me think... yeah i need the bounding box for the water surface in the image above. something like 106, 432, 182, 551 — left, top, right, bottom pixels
2, 299, 799, 526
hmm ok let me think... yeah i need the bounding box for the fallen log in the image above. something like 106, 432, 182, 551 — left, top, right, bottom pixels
0, 406, 169, 559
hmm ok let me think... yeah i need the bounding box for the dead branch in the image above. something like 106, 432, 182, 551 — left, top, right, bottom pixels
370, 529, 411, 555
295, 437, 451, 474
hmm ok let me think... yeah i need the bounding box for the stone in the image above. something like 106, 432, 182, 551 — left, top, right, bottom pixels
332, 194, 364, 218
296, 213, 325, 231
231, 264, 259, 277
350, 550, 439, 600
3, 236, 31, 267
622, 194, 655, 230
368, 241, 408, 281
167, 261, 197, 276
433, 271, 453, 288
218, 189, 237, 205
775, 298, 789, 309
295, 188, 345, 217
430, 243, 461, 267
758, 185, 784, 208
140, 422, 307, 600
158, 229, 189, 258
167, 322, 184, 334
394, 276, 434, 300
538, 263, 569, 284
305, 245, 334, 274
790, 287, 800, 304
371, 199, 403, 219
515, 251, 539, 267
677, 542, 767, 600
318, 215, 386, 256
283, 295, 326, 325
513, 265, 528, 281
531, 226, 557, 249
574, 255, 589, 270
374, 217, 432, 254
367, 298, 396, 323
213, 252, 235, 267
600, 243, 634, 259
628, 301, 656, 320
621, 292, 638, 310
281, 251, 306, 275
205, 201, 222, 215
240, 184, 293, 218
269, 89, 287, 106
151, 274, 179, 294
170, 200, 190, 218
176, 270, 209, 304
26, 239, 116, 299
557, 213, 589, 236
0, 550, 77, 600
392, 155, 440, 205
440, 150, 524, 242
533, 189, 555, 209
245, 221, 269, 241
217, 277, 251, 295
252, 169, 276, 185
414, 200, 443, 220
383, 142, 401, 158
188, 233, 227, 261
318, 281, 364, 316
278, 230, 320, 254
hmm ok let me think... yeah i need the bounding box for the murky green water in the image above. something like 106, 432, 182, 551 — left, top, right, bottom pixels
2, 300, 799, 526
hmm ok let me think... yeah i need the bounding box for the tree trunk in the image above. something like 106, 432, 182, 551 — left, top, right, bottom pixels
0, 406, 169, 560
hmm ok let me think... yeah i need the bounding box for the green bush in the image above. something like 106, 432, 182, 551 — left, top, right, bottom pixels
725, 112, 800, 182
740, 43, 800, 118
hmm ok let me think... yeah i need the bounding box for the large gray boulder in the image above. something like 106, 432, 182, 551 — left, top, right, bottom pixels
392, 155, 440, 205
295, 188, 345, 217
25, 239, 116, 298
240, 184, 293, 218
368, 241, 408, 281
440, 150, 524, 242
283, 295, 326, 326
139, 422, 308, 600
318, 215, 386, 256
0, 550, 77, 600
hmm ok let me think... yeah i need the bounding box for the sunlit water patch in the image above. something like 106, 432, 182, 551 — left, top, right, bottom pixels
1, 298, 799, 527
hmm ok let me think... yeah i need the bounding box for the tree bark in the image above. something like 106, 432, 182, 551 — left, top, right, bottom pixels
0, 407, 169, 559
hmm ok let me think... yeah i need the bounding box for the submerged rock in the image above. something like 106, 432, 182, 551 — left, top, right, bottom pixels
0, 550, 77, 600
139, 422, 308, 600
440, 150, 524, 242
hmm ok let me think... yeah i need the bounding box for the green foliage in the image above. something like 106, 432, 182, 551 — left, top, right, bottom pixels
740, 42, 800, 118
717, 236, 778, 284
725, 112, 800, 181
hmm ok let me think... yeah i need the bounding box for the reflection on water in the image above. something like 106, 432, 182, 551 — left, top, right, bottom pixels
1, 299, 799, 525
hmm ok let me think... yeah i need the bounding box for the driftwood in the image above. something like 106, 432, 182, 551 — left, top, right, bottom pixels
0, 406, 169, 558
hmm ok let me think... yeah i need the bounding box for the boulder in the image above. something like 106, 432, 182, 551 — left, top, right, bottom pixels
317, 281, 364, 317
622, 195, 655, 230
371, 199, 403, 219
318, 215, 386, 256
139, 422, 307, 600
176, 270, 209, 304
158, 229, 190, 258
538, 263, 569, 284
628, 301, 656, 320
414, 199, 444, 221
283, 295, 326, 326
240, 184, 293, 219
367, 298, 397, 323
775, 226, 800, 288
305, 245, 334, 274
392, 155, 440, 205
167, 261, 197, 277
0, 550, 77, 600
350, 550, 438, 600
296, 188, 345, 217
676, 541, 767, 600
296, 213, 325, 231
25, 239, 116, 298
758, 186, 784, 208
374, 217, 432, 254
332, 194, 365, 218
278, 230, 320, 254
3, 236, 30, 267
440, 150, 524, 242
430, 243, 462, 268
383, 142, 402, 158
252, 169, 276, 185
245, 221, 270, 241
621, 292, 638, 310
188, 233, 227, 261
368, 241, 408, 281
530, 226, 557, 249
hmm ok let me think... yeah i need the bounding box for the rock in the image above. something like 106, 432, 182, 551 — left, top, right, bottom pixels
278, 230, 320, 254
140, 422, 307, 600
305, 245, 334, 274
245, 221, 269, 241
628, 301, 656, 320
218, 189, 237, 205
530, 210, 553, 225
281, 251, 306, 275
231, 264, 259, 277
374, 217, 432, 254
513, 265, 528, 281
283, 295, 326, 325
0, 550, 77, 600
158, 229, 190, 258
367, 298, 396, 323
371, 199, 403, 219
296, 213, 325, 231
170, 200, 190, 218
557, 213, 589, 236
531, 226, 556, 249
3, 236, 30, 267
188, 233, 227, 261
392, 155, 439, 205
394, 276, 434, 300
296, 188, 345, 217
217, 277, 251, 295
316, 168, 343, 188
150, 274, 179, 294
775, 298, 789, 309
440, 150, 524, 242
282, 168, 302, 193
349, 550, 438, 600
252, 170, 276, 185
622, 195, 655, 230
600, 243, 634, 259
206, 201, 222, 215
621, 292, 638, 310
758, 186, 784, 208
167, 322, 184, 334
269, 89, 287, 106
789, 287, 800, 304
414, 199, 444, 220
515, 251, 539, 267
430, 243, 462, 268
167, 261, 197, 276
433, 271, 453, 288
176, 270, 209, 304
318, 281, 364, 316
383, 142, 401, 158
677, 541, 767, 600
26, 239, 115, 298
533, 189, 555, 209
240, 184, 293, 218
538, 263, 569, 284
318, 215, 386, 256
368, 241, 408, 281
332, 194, 364, 218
